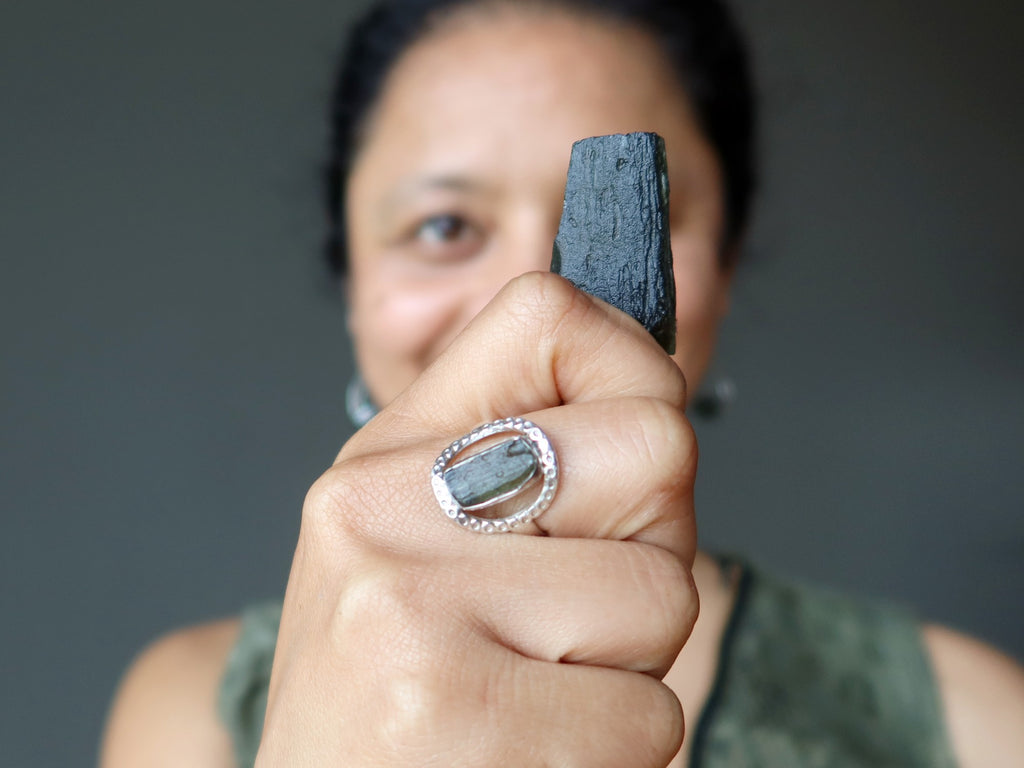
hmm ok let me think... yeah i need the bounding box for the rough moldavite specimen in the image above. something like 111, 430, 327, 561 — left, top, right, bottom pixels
443, 437, 538, 510
551, 132, 676, 354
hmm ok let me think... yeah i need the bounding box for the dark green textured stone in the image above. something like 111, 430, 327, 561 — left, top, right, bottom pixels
551, 132, 676, 354
444, 437, 538, 510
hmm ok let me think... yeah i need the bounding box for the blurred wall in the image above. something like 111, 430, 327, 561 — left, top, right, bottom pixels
1, 0, 1021, 764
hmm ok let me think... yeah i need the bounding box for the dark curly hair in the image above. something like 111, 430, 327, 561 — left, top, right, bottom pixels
324, 0, 757, 274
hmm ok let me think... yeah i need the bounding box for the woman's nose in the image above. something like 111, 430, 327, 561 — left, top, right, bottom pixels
504, 204, 562, 278
460, 207, 560, 324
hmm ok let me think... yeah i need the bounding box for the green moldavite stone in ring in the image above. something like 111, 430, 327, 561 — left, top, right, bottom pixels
443, 437, 539, 510
552, 132, 677, 354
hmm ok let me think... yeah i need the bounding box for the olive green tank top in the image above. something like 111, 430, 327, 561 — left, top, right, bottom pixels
217, 561, 958, 767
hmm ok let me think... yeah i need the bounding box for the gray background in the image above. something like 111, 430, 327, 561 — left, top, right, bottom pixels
2, 0, 1022, 764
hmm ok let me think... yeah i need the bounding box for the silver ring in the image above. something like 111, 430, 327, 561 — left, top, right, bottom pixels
431, 417, 558, 533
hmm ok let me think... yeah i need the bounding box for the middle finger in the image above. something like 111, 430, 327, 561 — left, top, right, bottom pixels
329, 396, 696, 564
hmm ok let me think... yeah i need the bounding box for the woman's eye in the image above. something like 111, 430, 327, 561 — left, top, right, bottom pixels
402, 213, 485, 265
416, 214, 471, 244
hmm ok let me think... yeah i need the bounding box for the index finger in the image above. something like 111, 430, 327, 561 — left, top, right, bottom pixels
342, 271, 687, 458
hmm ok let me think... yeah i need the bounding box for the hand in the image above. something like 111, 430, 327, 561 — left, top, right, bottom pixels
257, 273, 699, 767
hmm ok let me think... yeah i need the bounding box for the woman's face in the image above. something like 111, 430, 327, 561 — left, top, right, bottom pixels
346, 7, 733, 407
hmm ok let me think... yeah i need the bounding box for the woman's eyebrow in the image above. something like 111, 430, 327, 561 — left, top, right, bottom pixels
380, 175, 496, 214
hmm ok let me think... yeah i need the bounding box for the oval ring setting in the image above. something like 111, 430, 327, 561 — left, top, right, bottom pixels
430, 417, 558, 533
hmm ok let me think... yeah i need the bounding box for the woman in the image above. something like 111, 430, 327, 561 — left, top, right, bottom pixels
100, 0, 1024, 765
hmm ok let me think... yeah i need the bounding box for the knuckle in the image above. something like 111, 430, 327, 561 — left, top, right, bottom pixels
630, 545, 699, 650
629, 398, 698, 493
602, 676, 685, 768
604, 399, 697, 547
661, 552, 700, 640
501, 270, 579, 315
334, 570, 482, 761
333, 562, 414, 632
299, 465, 353, 543
301, 455, 404, 547
665, 360, 689, 409
498, 271, 588, 338
304, 462, 359, 521
640, 680, 686, 764
375, 673, 449, 759
332, 563, 458, 674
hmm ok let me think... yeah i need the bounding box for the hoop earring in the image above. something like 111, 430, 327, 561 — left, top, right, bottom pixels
345, 374, 379, 429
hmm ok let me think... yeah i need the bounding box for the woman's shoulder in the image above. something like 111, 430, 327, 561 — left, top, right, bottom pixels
923, 623, 1024, 768
99, 615, 245, 768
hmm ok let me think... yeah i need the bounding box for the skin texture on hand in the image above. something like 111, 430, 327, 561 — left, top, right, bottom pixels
256, 273, 699, 767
